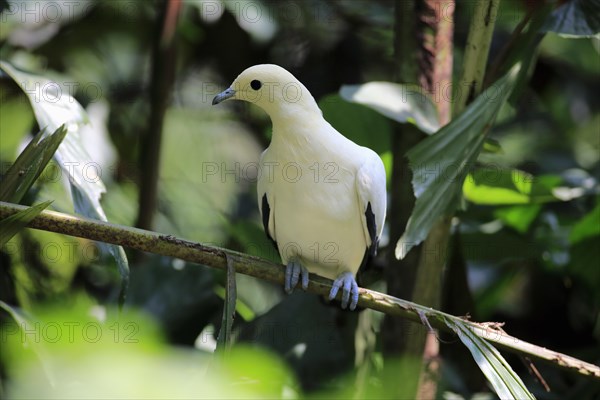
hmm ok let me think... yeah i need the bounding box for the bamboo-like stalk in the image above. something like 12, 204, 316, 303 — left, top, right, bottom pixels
407, 0, 500, 380
1, 201, 598, 379
455, 0, 501, 115
405, 2, 455, 398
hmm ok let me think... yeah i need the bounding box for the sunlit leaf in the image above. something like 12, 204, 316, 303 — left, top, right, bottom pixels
494, 204, 542, 233
570, 200, 600, 244
396, 65, 521, 259
443, 317, 535, 399
463, 167, 559, 205
0, 201, 52, 247
542, 0, 600, 38
0, 125, 66, 203
0, 61, 129, 303
339, 82, 440, 134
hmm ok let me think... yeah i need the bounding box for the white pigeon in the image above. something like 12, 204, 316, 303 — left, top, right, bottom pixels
213, 64, 386, 310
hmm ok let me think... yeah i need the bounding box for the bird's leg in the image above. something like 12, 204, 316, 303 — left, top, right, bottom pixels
284, 259, 309, 293
329, 271, 359, 310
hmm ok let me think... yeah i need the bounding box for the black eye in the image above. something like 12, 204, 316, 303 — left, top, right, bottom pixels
250, 80, 262, 90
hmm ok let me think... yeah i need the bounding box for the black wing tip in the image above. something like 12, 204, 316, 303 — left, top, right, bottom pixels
261, 194, 278, 249
361, 202, 379, 269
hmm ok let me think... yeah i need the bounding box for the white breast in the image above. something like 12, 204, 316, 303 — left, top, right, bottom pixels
259, 126, 369, 280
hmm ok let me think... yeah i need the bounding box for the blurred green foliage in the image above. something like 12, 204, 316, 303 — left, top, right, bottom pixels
0, 1, 598, 399
1, 299, 298, 399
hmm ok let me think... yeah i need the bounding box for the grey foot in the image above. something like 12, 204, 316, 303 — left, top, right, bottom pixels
284, 260, 309, 293
328, 272, 359, 310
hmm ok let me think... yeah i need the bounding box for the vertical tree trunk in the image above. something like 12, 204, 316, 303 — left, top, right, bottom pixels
383, 1, 454, 398
383, 0, 422, 362
382, 1, 426, 397
136, 0, 181, 231
410, 2, 454, 398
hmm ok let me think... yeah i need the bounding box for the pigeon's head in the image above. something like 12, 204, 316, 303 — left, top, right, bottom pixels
212, 64, 318, 116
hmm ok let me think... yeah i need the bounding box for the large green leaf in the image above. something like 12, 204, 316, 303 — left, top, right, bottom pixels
0, 201, 52, 246
543, 0, 600, 38
0, 61, 129, 302
443, 317, 535, 399
396, 66, 521, 259
339, 82, 440, 134
0, 125, 67, 202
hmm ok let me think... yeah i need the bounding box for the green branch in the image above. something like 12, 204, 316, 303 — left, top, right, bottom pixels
455, 0, 501, 115
0, 201, 598, 380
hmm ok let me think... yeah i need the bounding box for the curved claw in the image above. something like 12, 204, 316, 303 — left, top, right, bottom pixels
328, 272, 359, 310
285, 261, 309, 293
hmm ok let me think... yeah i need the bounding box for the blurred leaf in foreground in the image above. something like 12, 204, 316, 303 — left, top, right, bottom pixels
2, 299, 297, 399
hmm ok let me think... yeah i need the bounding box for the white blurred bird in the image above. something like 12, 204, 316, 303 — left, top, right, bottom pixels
213, 64, 386, 310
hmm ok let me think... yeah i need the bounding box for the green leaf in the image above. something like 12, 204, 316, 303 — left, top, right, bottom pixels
0, 126, 67, 203
570, 200, 600, 244
463, 167, 559, 205
495, 204, 542, 233
396, 65, 521, 259
0, 61, 129, 302
339, 82, 440, 134
0, 201, 52, 246
216, 255, 237, 354
443, 317, 535, 400
543, 0, 600, 38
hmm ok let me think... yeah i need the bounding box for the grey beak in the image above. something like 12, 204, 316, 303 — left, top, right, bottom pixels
212, 87, 236, 105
